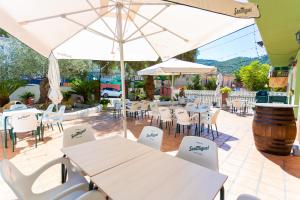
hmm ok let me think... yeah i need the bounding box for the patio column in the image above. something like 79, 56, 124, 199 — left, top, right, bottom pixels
293, 50, 300, 143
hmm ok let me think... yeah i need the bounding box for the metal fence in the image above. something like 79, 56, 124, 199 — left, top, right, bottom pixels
173, 90, 287, 104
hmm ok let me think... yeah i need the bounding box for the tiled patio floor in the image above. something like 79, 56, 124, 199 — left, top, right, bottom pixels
0, 110, 299, 200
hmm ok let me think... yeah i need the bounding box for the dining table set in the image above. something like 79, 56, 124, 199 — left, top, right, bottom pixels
62, 135, 227, 200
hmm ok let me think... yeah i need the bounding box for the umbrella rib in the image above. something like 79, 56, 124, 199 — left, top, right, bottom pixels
126, 30, 165, 43
126, 13, 161, 58
85, 0, 116, 38
51, 6, 116, 52
123, 5, 169, 42
124, 6, 188, 42
64, 16, 117, 42
122, 0, 132, 36
18, 5, 114, 25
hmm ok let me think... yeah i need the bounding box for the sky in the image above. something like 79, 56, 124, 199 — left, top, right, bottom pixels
197, 24, 268, 61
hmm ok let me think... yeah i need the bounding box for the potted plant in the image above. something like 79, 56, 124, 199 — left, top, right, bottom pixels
220, 87, 232, 106
100, 98, 110, 111
19, 91, 35, 105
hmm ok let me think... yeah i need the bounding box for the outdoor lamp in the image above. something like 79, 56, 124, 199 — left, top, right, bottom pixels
296, 31, 300, 44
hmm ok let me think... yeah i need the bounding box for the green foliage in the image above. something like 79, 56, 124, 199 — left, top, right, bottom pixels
0, 29, 9, 37
205, 77, 217, 90
190, 75, 204, 90
135, 81, 145, 88
233, 70, 242, 84
159, 96, 171, 101
239, 61, 270, 91
0, 80, 27, 98
220, 87, 232, 94
100, 98, 110, 105
58, 59, 94, 79
71, 79, 98, 104
197, 55, 270, 74
62, 91, 73, 101
175, 49, 198, 62
19, 91, 35, 102
136, 93, 146, 100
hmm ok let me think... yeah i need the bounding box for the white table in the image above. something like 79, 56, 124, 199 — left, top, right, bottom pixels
185, 105, 210, 135
62, 136, 154, 176
62, 136, 227, 200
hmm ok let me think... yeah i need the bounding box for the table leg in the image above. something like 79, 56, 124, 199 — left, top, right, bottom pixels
4, 116, 8, 148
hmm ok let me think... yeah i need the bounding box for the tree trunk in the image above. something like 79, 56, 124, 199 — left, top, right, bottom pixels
145, 76, 155, 100
38, 77, 50, 103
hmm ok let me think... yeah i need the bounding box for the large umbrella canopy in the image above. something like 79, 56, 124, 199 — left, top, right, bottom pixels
137, 58, 217, 99
0, 0, 256, 137
137, 58, 217, 75
48, 53, 63, 105
0, 0, 255, 61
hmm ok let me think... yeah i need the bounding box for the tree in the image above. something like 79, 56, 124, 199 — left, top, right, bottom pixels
205, 77, 217, 90
0, 28, 9, 37
175, 49, 198, 62
239, 61, 270, 91
190, 74, 203, 90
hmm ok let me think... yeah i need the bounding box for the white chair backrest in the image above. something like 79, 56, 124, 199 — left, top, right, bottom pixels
1, 159, 30, 199
11, 113, 37, 132
55, 105, 66, 121
137, 126, 163, 150
176, 136, 219, 171
10, 104, 27, 110
178, 97, 186, 104
232, 99, 241, 108
150, 102, 159, 111
158, 107, 172, 121
46, 104, 55, 113
174, 108, 190, 123
63, 125, 96, 148
141, 101, 150, 110
210, 109, 220, 124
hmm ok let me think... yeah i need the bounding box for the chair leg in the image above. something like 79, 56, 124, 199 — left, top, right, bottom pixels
215, 124, 219, 136
62, 155, 66, 183
57, 122, 61, 132
11, 131, 15, 152
50, 124, 54, 131
210, 125, 215, 140
150, 116, 153, 125
168, 122, 171, 135
34, 130, 37, 148
220, 186, 225, 200
60, 123, 64, 131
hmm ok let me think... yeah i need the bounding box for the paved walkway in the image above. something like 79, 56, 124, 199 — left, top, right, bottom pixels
0, 110, 299, 200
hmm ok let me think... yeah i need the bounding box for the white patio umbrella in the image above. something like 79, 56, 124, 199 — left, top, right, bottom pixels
48, 53, 63, 107
137, 58, 217, 99
0, 0, 258, 137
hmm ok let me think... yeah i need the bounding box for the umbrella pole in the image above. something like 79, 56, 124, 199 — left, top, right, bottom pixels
116, 3, 127, 138
171, 75, 174, 104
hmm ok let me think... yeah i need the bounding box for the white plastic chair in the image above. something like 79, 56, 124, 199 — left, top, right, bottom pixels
137, 126, 163, 150
232, 99, 244, 115
176, 136, 224, 199
158, 107, 173, 134
201, 109, 221, 140
112, 100, 122, 118
61, 125, 96, 183
149, 102, 160, 125
237, 194, 260, 200
126, 102, 140, 119
1, 157, 89, 200
174, 108, 197, 137
48, 105, 66, 132
140, 100, 150, 118
38, 103, 55, 139
10, 113, 39, 152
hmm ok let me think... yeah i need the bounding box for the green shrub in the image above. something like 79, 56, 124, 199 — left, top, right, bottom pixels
71, 79, 98, 104
100, 98, 110, 105
159, 96, 171, 101
19, 91, 35, 102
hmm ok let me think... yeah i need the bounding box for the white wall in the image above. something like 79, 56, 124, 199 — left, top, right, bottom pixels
9, 84, 72, 102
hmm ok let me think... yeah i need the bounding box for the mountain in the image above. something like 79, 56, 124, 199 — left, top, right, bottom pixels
196, 55, 270, 74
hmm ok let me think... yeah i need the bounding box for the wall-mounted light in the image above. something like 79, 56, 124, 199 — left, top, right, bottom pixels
296, 31, 300, 44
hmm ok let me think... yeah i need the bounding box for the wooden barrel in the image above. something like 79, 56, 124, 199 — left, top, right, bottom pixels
252, 105, 297, 155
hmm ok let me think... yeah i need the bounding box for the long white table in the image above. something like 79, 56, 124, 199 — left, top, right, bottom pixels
62, 136, 227, 200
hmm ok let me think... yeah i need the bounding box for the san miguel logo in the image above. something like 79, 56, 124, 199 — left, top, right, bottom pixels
146, 132, 158, 138
189, 145, 209, 152
71, 128, 86, 139
18, 115, 30, 120
234, 7, 252, 15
